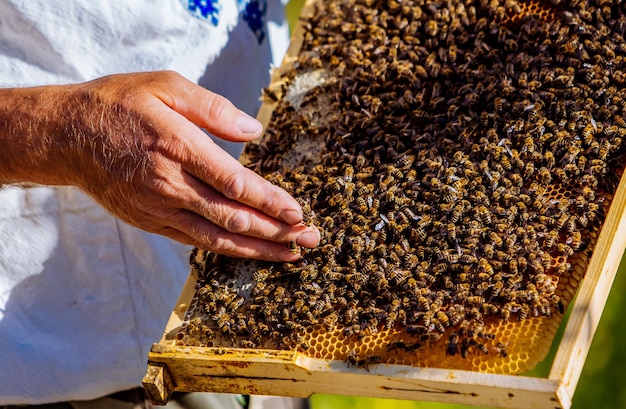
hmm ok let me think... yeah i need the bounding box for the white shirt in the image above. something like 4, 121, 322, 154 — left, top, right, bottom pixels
0, 0, 289, 404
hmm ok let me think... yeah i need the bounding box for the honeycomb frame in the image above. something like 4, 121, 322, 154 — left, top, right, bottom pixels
144, 0, 626, 407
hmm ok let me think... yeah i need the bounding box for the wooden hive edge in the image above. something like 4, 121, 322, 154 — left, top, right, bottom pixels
146, 343, 563, 408
253, 0, 318, 133
548, 170, 626, 408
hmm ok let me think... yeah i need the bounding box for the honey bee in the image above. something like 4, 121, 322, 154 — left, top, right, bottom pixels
500, 307, 511, 321
346, 349, 359, 368
586, 202, 600, 220
545, 230, 558, 248
488, 231, 503, 248
357, 355, 382, 372
261, 87, 279, 102
557, 243, 575, 256
446, 334, 460, 356
476, 205, 492, 225
239, 339, 257, 349
471, 339, 489, 355
518, 72, 528, 88
518, 304, 530, 321
469, 307, 482, 321
568, 231, 583, 250
467, 296, 485, 305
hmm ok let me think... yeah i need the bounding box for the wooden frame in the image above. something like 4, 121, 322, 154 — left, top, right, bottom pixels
143, 1, 626, 407
143, 168, 626, 408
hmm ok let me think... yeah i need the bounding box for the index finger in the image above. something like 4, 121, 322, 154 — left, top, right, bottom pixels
187, 131, 304, 225
150, 74, 304, 224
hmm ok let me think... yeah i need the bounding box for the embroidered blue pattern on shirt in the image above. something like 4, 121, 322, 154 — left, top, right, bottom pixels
184, 0, 221, 25
242, 0, 267, 44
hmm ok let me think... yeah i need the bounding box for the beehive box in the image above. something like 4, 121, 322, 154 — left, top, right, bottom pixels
143, 0, 626, 407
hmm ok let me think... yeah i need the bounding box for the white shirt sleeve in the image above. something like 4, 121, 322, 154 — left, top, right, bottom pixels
0, 0, 289, 404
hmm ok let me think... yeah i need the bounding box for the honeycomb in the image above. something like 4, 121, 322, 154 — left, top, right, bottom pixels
171, 0, 626, 375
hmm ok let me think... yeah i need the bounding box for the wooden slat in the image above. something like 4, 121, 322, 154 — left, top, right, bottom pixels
147, 345, 562, 409
142, 362, 174, 405
255, 0, 318, 129
549, 171, 626, 407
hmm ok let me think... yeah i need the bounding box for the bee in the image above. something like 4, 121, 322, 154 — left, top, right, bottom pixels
346, 349, 359, 368
215, 313, 232, 332
538, 167, 552, 183
476, 205, 492, 225
587, 202, 600, 220
556, 213, 570, 230
500, 307, 511, 321
446, 334, 460, 356
196, 284, 214, 298
230, 296, 245, 310
545, 230, 558, 248
581, 186, 596, 201
538, 298, 552, 316
468, 296, 485, 305
437, 310, 451, 328
252, 269, 272, 282
471, 339, 489, 355
557, 242, 575, 256
414, 294, 432, 312
239, 340, 257, 349
469, 307, 482, 321
355, 196, 369, 214
357, 355, 382, 372
568, 231, 583, 250
494, 96, 504, 112
433, 262, 449, 274
518, 304, 530, 320
425, 20, 438, 37
509, 258, 519, 275
186, 316, 204, 333
518, 72, 528, 88
491, 280, 504, 299
482, 302, 500, 315
322, 266, 344, 281
488, 231, 503, 248
261, 87, 279, 102
478, 257, 495, 276
582, 123, 596, 142
346, 272, 367, 287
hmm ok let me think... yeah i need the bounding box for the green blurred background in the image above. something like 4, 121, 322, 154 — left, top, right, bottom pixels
283, 2, 626, 408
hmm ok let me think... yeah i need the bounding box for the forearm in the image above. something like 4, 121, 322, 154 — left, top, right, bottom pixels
0, 85, 76, 186
0, 83, 153, 189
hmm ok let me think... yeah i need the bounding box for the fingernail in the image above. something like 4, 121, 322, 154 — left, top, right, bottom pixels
296, 228, 320, 248
236, 112, 263, 136
279, 208, 303, 225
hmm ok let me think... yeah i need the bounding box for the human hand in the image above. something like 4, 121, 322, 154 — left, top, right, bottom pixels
0, 71, 319, 261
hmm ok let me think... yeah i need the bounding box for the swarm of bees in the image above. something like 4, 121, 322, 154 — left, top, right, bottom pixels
182, 0, 626, 372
